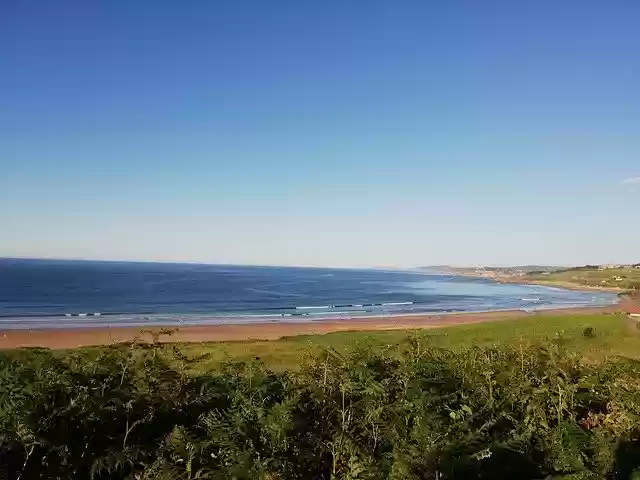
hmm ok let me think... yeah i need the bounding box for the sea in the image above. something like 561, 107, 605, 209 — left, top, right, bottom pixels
0, 259, 618, 329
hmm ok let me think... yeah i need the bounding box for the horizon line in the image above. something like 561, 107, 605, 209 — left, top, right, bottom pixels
2, 255, 631, 270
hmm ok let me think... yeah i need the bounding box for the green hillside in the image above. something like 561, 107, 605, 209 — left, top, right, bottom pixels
527, 266, 640, 291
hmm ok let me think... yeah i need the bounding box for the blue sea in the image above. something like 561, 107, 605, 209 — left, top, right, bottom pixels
0, 259, 618, 329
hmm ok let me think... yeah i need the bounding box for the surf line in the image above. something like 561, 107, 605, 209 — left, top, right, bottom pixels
53, 302, 418, 318
294, 301, 415, 310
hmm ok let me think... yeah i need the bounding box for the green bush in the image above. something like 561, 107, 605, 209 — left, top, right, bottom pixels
1, 340, 640, 479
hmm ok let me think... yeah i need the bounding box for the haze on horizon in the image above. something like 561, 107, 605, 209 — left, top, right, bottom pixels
2, 1, 639, 268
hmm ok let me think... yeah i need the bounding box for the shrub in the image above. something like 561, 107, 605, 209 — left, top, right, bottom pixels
1, 341, 640, 479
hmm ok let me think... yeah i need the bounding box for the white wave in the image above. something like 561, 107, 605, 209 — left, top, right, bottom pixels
308, 311, 355, 316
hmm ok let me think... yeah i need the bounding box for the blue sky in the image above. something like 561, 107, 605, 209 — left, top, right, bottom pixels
1, 1, 639, 267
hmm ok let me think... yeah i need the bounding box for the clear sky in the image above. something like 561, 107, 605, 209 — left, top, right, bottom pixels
1, 1, 639, 267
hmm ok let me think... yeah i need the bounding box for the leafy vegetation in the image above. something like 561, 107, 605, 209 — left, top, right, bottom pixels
3, 314, 640, 479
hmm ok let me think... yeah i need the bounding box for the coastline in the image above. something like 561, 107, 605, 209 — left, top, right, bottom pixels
496, 277, 628, 293
448, 270, 628, 293
0, 305, 621, 350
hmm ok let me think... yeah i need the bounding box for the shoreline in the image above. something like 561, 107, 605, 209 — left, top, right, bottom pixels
448, 271, 627, 293
462, 271, 631, 293
497, 277, 628, 293
0, 305, 621, 350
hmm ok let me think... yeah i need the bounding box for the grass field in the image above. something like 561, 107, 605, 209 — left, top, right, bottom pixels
8, 312, 638, 372
126, 312, 640, 372
527, 267, 640, 290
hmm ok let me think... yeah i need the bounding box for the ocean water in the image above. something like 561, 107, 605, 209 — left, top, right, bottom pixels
0, 259, 617, 329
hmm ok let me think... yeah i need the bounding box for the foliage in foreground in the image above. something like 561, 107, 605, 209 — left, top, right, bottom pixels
2, 338, 640, 479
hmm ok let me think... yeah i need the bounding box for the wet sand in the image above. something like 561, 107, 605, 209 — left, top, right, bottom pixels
0, 305, 621, 350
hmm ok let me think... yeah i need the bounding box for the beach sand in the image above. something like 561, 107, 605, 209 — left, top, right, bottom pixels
0, 305, 622, 350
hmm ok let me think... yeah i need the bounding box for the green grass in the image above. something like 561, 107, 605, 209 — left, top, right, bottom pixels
528, 267, 640, 290
135, 312, 640, 372
15, 313, 639, 372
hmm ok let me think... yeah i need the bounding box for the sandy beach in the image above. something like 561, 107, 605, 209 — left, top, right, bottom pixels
0, 305, 622, 350
500, 278, 628, 293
